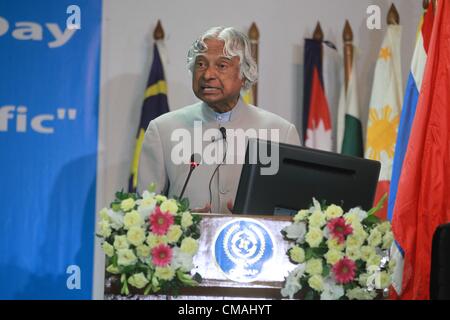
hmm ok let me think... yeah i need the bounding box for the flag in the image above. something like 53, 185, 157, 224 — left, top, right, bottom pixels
242, 88, 254, 105
303, 39, 332, 151
388, 2, 434, 296
364, 24, 403, 219
392, 0, 450, 300
322, 41, 342, 152
128, 42, 170, 192
337, 46, 363, 157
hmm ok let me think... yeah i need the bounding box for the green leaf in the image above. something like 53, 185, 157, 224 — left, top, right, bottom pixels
364, 214, 381, 226
147, 183, 156, 193
305, 248, 314, 260
367, 193, 387, 216
143, 283, 152, 295
111, 203, 121, 212
304, 290, 315, 300
178, 198, 190, 212
322, 264, 330, 277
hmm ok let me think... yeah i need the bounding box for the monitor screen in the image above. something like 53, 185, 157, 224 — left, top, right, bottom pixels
233, 139, 381, 215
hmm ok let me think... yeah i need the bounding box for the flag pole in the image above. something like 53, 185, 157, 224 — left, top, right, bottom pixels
313, 22, 323, 62
248, 22, 259, 106
343, 20, 353, 92
153, 19, 164, 40
313, 21, 323, 41
387, 3, 400, 25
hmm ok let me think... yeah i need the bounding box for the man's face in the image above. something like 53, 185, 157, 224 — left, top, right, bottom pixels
192, 39, 244, 112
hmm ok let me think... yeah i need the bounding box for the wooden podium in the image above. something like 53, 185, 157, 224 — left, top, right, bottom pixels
104, 214, 296, 300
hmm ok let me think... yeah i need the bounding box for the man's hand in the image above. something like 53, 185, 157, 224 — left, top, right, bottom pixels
191, 203, 211, 213
191, 200, 234, 213
227, 200, 234, 213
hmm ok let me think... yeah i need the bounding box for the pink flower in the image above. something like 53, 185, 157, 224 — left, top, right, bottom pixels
327, 217, 353, 244
150, 206, 174, 235
151, 244, 173, 267
332, 257, 357, 284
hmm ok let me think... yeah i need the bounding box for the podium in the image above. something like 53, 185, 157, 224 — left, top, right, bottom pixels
104, 213, 296, 300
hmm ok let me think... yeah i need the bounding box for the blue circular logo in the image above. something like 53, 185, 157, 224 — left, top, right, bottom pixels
213, 219, 275, 282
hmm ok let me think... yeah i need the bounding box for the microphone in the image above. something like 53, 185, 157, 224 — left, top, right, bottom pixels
211, 126, 227, 142
208, 126, 228, 213
179, 153, 200, 199
219, 126, 227, 140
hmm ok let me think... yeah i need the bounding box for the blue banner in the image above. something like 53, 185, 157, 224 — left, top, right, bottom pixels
0, 0, 101, 299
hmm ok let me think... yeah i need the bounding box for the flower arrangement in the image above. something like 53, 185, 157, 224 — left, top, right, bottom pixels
97, 184, 202, 295
281, 196, 394, 300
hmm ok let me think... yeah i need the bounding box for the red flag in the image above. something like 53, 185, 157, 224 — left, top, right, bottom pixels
392, 0, 450, 300
305, 67, 332, 151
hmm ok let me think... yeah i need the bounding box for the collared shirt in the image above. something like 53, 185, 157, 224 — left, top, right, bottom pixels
214, 110, 232, 123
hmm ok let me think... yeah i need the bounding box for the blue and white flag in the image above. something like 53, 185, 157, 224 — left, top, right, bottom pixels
0, 0, 102, 299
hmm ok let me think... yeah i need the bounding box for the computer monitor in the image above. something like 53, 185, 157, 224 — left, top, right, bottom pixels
233, 139, 381, 216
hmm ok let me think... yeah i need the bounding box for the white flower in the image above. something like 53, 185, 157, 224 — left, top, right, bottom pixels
283, 222, 306, 243
127, 226, 146, 246
113, 235, 129, 250
346, 236, 363, 249
353, 228, 368, 243
358, 273, 369, 287
146, 233, 168, 248
367, 254, 382, 267
155, 195, 167, 203
136, 244, 150, 258
308, 274, 324, 292
117, 248, 137, 266
320, 277, 344, 300
346, 246, 362, 261
368, 229, 382, 247
106, 264, 120, 274
309, 210, 326, 228
377, 221, 392, 234
305, 227, 323, 248
344, 207, 367, 226
172, 247, 194, 272
123, 210, 143, 229
136, 191, 156, 221
106, 209, 124, 230
97, 220, 111, 238
378, 271, 391, 289
102, 241, 114, 257
289, 246, 305, 263
99, 207, 110, 222
305, 258, 323, 275
181, 212, 193, 229
360, 245, 376, 261
382, 231, 394, 249
160, 199, 178, 214
180, 237, 199, 255
346, 287, 376, 300
167, 225, 183, 243
312, 198, 322, 212
324, 249, 344, 265
325, 205, 343, 220
293, 209, 309, 222
120, 198, 135, 212
154, 266, 175, 280
327, 238, 345, 252
128, 273, 149, 289
281, 264, 305, 299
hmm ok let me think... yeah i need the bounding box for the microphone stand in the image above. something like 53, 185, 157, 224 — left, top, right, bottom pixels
179, 154, 199, 199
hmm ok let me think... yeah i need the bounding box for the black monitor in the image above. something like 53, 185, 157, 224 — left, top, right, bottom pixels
233, 139, 381, 216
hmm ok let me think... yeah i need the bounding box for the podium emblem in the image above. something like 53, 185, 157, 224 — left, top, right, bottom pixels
213, 218, 275, 282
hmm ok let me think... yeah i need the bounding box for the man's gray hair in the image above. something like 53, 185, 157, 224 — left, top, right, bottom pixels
187, 26, 258, 91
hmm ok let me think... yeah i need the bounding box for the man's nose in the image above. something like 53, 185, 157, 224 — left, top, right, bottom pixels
203, 65, 217, 80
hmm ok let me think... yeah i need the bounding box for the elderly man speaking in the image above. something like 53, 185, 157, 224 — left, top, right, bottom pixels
138, 26, 300, 213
